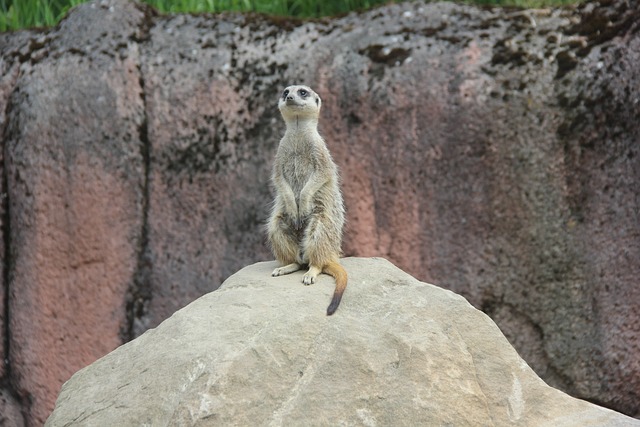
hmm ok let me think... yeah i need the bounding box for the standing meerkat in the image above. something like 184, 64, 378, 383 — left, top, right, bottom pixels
267, 84, 347, 316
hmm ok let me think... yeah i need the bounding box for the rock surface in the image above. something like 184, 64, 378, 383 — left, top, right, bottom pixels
2, 2, 148, 424
0, 0, 639, 424
46, 258, 639, 427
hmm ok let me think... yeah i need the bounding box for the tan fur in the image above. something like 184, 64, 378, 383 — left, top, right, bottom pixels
267, 85, 347, 315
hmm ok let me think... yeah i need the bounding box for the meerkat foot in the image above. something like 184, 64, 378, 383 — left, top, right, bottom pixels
302, 265, 322, 285
272, 263, 302, 277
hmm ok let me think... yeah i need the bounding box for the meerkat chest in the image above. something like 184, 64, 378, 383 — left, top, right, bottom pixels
277, 135, 321, 192
281, 147, 315, 191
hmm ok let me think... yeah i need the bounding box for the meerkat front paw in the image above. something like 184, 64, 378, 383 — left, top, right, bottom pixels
272, 263, 301, 277
302, 266, 321, 285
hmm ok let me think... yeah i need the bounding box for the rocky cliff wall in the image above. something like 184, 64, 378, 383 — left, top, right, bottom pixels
0, 0, 638, 425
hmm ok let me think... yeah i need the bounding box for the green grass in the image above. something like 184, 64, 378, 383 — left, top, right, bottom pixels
0, 0, 580, 32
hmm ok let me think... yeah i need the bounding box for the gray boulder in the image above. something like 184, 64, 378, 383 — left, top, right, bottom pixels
46, 258, 638, 426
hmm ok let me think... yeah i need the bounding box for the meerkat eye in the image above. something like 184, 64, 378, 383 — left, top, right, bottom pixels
282, 90, 289, 99
298, 89, 308, 97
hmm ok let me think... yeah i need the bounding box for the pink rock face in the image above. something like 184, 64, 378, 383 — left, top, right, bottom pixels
0, 0, 639, 424
139, 26, 276, 331
8, 157, 140, 424
2, 2, 148, 424
0, 31, 27, 424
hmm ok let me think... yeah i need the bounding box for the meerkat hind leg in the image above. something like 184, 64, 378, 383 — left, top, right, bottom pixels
272, 263, 302, 277
302, 265, 322, 285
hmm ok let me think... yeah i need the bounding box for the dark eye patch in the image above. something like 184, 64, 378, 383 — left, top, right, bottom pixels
282, 89, 289, 99
298, 89, 308, 97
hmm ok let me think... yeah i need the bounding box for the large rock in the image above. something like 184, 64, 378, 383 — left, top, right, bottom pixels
46, 258, 638, 426
0, 0, 639, 423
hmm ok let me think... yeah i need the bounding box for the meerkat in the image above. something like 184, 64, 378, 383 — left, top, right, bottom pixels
267, 84, 347, 316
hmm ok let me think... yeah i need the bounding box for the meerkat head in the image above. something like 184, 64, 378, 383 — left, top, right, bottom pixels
278, 85, 322, 123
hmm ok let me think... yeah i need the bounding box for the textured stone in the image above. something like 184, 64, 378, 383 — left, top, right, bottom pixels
0, 389, 24, 427
0, 33, 16, 381
2, 1, 148, 424
136, 13, 276, 333
554, 14, 640, 414
46, 258, 639, 427
0, 32, 29, 427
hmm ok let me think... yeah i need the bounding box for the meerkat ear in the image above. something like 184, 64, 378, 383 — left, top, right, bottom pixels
315, 97, 320, 106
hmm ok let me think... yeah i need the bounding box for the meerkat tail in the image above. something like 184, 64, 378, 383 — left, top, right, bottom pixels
323, 261, 348, 316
